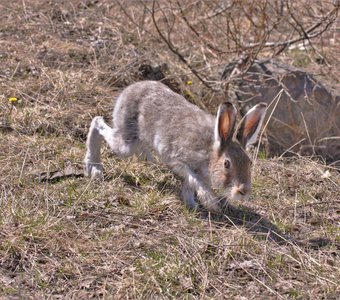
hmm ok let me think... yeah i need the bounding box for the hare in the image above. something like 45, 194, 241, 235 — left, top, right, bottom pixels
84, 81, 267, 213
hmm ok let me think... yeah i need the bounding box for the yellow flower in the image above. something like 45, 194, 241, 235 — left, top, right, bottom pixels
8, 97, 18, 103
186, 80, 193, 85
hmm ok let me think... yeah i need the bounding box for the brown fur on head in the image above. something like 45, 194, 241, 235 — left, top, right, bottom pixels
210, 102, 267, 201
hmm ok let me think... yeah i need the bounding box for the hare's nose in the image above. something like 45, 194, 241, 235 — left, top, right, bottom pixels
239, 189, 246, 196
238, 184, 251, 196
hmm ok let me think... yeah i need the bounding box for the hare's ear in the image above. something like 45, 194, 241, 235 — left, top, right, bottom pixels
236, 103, 267, 148
214, 102, 237, 149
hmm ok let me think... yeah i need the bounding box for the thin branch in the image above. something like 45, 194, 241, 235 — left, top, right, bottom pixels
115, 0, 159, 41
175, 0, 225, 55
238, 6, 339, 54
151, 0, 212, 89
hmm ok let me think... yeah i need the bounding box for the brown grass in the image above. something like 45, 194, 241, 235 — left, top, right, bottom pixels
0, 1, 339, 299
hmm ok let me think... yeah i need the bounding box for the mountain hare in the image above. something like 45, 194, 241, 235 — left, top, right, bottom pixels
85, 81, 267, 213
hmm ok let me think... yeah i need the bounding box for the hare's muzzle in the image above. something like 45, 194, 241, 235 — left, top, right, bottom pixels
230, 183, 251, 201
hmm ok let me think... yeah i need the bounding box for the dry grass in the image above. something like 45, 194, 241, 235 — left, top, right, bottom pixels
0, 1, 339, 299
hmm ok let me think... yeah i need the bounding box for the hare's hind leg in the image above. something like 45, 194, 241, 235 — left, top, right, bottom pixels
85, 117, 106, 179
84, 116, 137, 179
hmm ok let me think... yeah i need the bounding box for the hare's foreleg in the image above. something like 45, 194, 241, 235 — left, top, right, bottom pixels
181, 182, 199, 211
84, 116, 137, 178
172, 163, 221, 213
134, 144, 155, 162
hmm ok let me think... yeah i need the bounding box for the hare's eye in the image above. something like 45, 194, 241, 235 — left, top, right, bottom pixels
224, 159, 231, 169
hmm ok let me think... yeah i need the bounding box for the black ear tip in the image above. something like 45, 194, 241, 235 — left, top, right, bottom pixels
220, 101, 236, 110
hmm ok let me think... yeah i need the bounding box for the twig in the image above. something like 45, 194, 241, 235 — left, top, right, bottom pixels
253, 89, 284, 171
151, 0, 212, 89
238, 6, 339, 55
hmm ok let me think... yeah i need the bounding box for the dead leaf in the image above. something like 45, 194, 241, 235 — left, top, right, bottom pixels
35, 165, 84, 182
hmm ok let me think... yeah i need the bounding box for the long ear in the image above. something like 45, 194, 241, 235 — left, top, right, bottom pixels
236, 103, 267, 148
214, 102, 237, 148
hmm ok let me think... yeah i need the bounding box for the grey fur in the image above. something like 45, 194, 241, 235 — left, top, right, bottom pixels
84, 81, 267, 213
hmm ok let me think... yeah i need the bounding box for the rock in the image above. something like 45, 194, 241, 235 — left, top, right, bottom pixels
222, 59, 340, 164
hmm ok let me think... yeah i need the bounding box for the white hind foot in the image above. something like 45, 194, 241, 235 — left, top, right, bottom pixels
84, 160, 104, 179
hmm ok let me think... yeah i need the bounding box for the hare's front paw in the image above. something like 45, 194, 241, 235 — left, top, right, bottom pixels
198, 190, 221, 214
181, 185, 199, 211
84, 161, 104, 179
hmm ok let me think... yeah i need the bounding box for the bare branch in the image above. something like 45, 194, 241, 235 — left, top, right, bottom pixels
150, 0, 213, 89
239, 5, 339, 55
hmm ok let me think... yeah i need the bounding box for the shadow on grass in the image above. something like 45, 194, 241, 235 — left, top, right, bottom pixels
197, 202, 332, 248
42, 168, 332, 249
197, 202, 291, 244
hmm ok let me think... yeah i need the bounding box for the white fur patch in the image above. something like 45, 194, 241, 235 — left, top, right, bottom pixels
153, 133, 166, 155
230, 186, 251, 201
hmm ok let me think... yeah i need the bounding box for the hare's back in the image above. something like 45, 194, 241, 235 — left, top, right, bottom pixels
113, 81, 214, 163
113, 80, 206, 126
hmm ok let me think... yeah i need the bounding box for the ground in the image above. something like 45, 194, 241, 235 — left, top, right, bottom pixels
0, 1, 339, 299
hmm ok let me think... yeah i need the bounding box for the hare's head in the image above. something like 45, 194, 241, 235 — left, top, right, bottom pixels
209, 102, 267, 201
